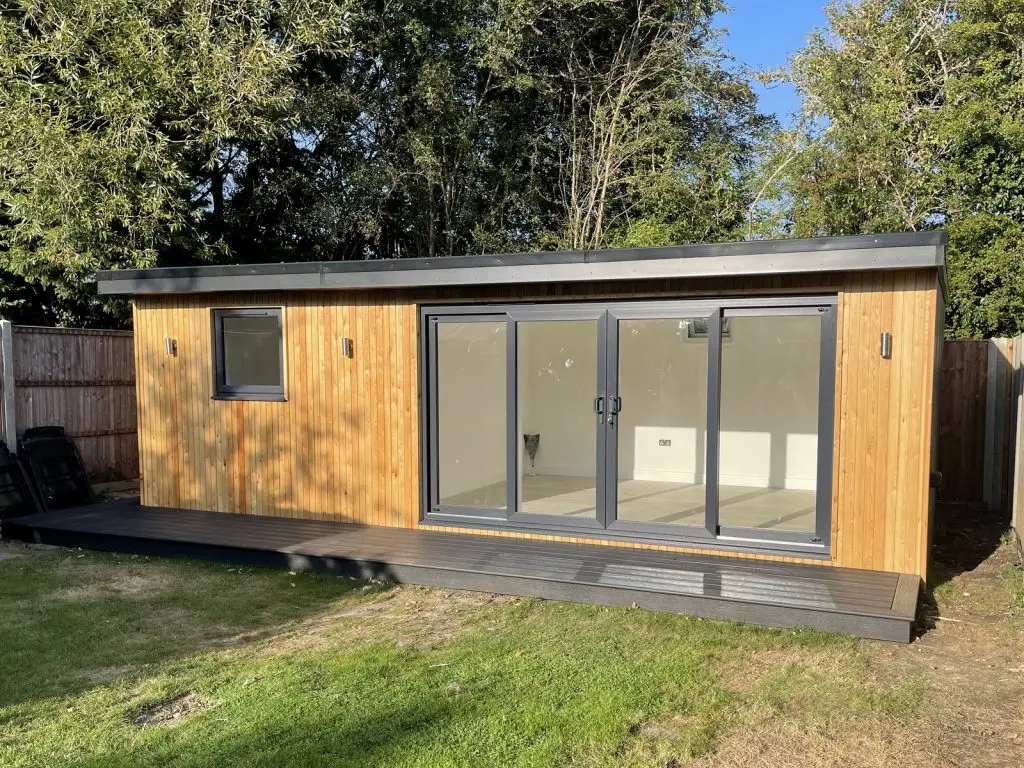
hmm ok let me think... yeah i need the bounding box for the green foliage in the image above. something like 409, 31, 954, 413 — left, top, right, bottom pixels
221, 0, 770, 260
0, 0, 353, 323
0, 0, 768, 325
761, 0, 1024, 338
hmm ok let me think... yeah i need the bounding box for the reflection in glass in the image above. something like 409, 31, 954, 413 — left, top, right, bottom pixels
222, 315, 282, 387
615, 318, 708, 526
516, 320, 598, 517
437, 322, 507, 508
717, 315, 821, 533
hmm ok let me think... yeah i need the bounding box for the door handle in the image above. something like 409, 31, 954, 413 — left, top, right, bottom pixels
607, 396, 622, 427
593, 396, 605, 424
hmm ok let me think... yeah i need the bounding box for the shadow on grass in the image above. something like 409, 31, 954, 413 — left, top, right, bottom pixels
0, 545, 388, 710
74, 694, 462, 768
49, 602, 844, 768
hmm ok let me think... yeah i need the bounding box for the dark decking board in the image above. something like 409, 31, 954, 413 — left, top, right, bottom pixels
3, 502, 919, 642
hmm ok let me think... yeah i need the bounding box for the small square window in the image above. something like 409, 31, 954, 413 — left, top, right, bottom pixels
213, 308, 285, 400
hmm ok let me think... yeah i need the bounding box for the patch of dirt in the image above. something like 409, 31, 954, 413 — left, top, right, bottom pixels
717, 647, 859, 695
682, 715, 948, 768
93, 480, 140, 501
52, 571, 173, 603
79, 665, 138, 687
859, 506, 1024, 767
249, 585, 520, 656
699, 505, 1024, 768
128, 692, 210, 727
0, 540, 56, 556
641, 713, 702, 741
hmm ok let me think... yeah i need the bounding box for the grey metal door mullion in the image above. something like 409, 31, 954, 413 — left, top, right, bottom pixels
599, 311, 616, 530
425, 317, 442, 515
705, 308, 723, 537
506, 317, 519, 516
814, 305, 837, 546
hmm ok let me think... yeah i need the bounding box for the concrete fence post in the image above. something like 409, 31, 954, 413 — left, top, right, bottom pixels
0, 320, 15, 453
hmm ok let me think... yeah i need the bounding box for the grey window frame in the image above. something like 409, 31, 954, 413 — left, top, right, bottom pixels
709, 303, 837, 549
601, 302, 721, 543
212, 307, 286, 401
420, 296, 837, 559
424, 312, 510, 520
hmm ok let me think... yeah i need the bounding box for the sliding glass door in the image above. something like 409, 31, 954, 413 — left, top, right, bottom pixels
423, 298, 836, 554
604, 307, 717, 538
431, 316, 508, 514
426, 307, 607, 526
511, 310, 604, 527
713, 308, 834, 544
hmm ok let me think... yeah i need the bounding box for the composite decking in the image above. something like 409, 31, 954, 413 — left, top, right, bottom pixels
2, 501, 920, 642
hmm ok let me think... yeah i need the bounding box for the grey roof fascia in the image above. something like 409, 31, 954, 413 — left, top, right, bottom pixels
95, 231, 947, 296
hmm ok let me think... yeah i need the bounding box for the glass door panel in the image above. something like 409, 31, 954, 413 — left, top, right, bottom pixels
435, 320, 508, 510
717, 313, 823, 535
612, 317, 710, 530
515, 319, 600, 519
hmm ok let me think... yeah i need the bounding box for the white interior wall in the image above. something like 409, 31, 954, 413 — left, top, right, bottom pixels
617, 319, 708, 483
719, 315, 820, 490
437, 313, 822, 496
518, 320, 598, 478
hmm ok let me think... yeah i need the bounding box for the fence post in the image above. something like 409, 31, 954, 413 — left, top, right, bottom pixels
983, 340, 998, 508
1012, 334, 1024, 535
0, 320, 15, 453
983, 338, 1014, 509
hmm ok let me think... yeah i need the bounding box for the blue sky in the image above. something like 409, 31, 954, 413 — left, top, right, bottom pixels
715, 1, 829, 125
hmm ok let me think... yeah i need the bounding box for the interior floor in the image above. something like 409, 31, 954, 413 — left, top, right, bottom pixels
441, 474, 816, 533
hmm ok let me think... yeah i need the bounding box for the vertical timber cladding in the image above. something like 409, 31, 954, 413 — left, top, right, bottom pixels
133, 268, 939, 578
134, 291, 421, 528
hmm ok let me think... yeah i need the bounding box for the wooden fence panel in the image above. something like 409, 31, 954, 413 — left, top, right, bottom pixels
937, 340, 990, 503
6, 326, 138, 478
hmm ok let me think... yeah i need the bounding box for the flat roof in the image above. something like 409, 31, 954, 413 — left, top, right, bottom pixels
94, 231, 946, 296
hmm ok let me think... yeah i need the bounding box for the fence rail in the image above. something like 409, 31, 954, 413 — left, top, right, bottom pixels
0, 322, 138, 479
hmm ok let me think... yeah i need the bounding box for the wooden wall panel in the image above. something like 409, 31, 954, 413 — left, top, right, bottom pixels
134, 269, 940, 578
829, 270, 939, 579
135, 292, 422, 529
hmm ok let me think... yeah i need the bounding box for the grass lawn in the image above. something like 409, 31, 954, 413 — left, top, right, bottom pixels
0, 533, 1021, 768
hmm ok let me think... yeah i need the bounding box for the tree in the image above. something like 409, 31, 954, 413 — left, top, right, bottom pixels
222, 0, 770, 259
0, 0, 353, 324
1, 0, 770, 325
761, 0, 1024, 338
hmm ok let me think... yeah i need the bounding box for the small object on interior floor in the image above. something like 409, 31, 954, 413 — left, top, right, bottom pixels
523, 433, 540, 476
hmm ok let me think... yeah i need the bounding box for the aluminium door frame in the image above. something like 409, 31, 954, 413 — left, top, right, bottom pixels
424, 312, 511, 521
419, 295, 837, 556
602, 301, 721, 543
505, 305, 608, 529
711, 302, 838, 548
